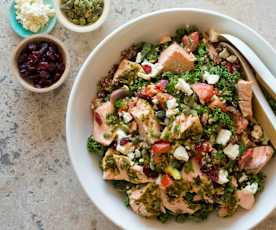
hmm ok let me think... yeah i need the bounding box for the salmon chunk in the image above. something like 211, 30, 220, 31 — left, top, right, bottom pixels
192, 83, 215, 104
160, 188, 198, 214
182, 32, 200, 52
92, 101, 115, 146
129, 98, 160, 144
239, 146, 273, 174
161, 114, 202, 140
113, 59, 144, 82
236, 190, 255, 210
102, 149, 153, 184
128, 183, 162, 217
158, 43, 196, 73
236, 80, 253, 118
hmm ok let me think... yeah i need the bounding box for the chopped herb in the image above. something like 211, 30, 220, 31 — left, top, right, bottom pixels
115, 99, 125, 109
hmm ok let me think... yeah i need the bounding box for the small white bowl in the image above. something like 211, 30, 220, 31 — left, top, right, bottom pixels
54, 0, 110, 33
12, 34, 70, 93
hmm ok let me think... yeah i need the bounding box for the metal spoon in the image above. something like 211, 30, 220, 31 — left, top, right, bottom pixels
218, 33, 276, 100
220, 42, 276, 148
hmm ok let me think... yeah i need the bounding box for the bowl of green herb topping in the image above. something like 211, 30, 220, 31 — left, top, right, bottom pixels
54, 0, 110, 32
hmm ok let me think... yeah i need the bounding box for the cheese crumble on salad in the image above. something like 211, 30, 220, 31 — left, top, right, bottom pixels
87, 26, 275, 223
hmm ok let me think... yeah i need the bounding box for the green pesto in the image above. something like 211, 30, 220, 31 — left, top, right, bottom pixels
61, 0, 104, 26
137, 183, 162, 215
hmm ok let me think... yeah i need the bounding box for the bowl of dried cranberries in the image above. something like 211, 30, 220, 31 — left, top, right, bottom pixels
12, 34, 70, 93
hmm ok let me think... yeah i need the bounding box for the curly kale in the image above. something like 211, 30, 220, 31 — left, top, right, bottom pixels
87, 136, 107, 156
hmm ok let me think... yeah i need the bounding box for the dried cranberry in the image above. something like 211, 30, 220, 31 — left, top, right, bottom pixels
194, 142, 213, 154
119, 137, 129, 146
143, 165, 158, 178
224, 62, 234, 74
27, 43, 37, 51
94, 112, 103, 126
201, 166, 218, 182
142, 64, 152, 74
17, 41, 65, 88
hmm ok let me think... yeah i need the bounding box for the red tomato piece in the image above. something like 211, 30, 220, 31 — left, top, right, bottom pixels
151, 141, 171, 154
192, 83, 215, 104
142, 64, 152, 74
161, 174, 173, 188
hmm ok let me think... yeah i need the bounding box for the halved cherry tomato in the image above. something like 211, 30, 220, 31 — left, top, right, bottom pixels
151, 141, 171, 154
160, 174, 173, 188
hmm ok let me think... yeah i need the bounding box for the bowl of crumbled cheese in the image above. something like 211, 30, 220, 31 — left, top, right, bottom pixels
9, 0, 57, 38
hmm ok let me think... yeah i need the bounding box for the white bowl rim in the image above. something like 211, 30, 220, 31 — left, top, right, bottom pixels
66, 8, 276, 229
54, 0, 110, 33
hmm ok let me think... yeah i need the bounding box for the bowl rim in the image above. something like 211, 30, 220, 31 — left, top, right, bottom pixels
66, 8, 276, 229
54, 0, 110, 33
12, 34, 70, 93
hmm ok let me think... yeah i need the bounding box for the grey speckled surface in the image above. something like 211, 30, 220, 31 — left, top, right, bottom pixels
0, 0, 275, 229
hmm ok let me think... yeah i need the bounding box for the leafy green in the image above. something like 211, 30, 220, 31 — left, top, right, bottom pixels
249, 172, 266, 192
211, 108, 234, 132
87, 136, 106, 156
128, 78, 147, 94
106, 112, 120, 126
173, 25, 199, 43
157, 212, 173, 223
138, 42, 160, 63
208, 65, 240, 104
114, 99, 124, 109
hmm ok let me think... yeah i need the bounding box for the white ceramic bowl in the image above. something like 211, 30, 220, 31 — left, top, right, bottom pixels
54, 0, 110, 33
66, 8, 276, 230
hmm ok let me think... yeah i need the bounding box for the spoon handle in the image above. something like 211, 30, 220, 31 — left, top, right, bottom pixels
221, 34, 276, 99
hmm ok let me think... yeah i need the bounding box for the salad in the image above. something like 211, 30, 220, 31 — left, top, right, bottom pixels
87, 26, 275, 223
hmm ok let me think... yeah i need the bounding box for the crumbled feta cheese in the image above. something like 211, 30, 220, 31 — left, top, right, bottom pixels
218, 169, 229, 184
135, 52, 142, 63
120, 111, 133, 123
166, 108, 179, 117
173, 145, 189, 161
202, 71, 220, 85
239, 174, 248, 183
134, 149, 141, 158
175, 79, 193, 96
15, 0, 55, 33
243, 182, 258, 194
128, 152, 135, 161
155, 175, 162, 185
216, 129, 232, 146
115, 129, 134, 155
166, 98, 177, 109
223, 143, 240, 160
137, 60, 163, 80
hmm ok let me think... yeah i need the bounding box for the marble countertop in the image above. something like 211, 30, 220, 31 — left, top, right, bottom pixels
0, 0, 275, 229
